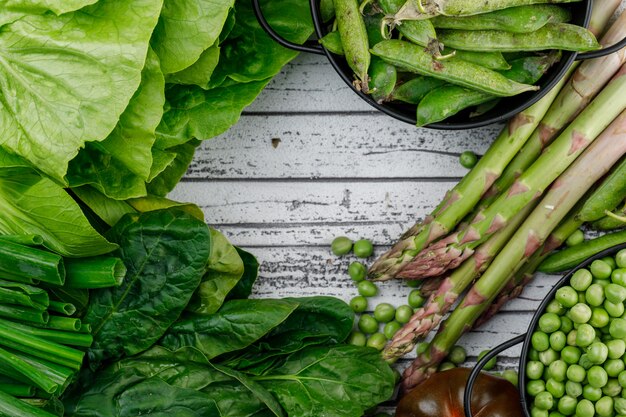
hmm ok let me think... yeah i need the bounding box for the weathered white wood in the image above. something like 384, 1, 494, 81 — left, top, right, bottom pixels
189, 114, 501, 179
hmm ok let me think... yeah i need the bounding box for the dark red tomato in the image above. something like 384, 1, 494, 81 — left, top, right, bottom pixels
395, 368, 524, 417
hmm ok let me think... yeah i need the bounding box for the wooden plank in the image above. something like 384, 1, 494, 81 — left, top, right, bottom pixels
188, 114, 501, 179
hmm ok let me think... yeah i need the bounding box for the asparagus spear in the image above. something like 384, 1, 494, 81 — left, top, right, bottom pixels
400, 109, 626, 391
399, 64, 626, 279
368, 76, 565, 281
382, 202, 534, 360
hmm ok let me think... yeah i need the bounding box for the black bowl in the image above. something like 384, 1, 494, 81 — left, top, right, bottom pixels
253, 0, 625, 129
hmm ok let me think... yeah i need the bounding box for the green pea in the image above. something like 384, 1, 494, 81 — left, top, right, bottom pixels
566, 364, 586, 383
383, 321, 402, 339
620, 370, 626, 388
604, 359, 625, 377
348, 262, 367, 281
565, 229, 584, 247
358, 280, 378, 297
502, 369, 518, 387
615, 397, 626, 415
576, 324, 596, 347
570, 303, 593, 323
608, 339, 626, 359
605, 299, 625, 317
529, 348, 540, 361
591, 260, 613, 280
589, 307, 610, 328
587, 342, 609, 364
531, 407, 549, 417
602, 256, 617, 270
374, 303, 396, 323
547, 299, 566, 316
557, 395, 577, 415
607, 283, 626, 304
539, 313, 562, 333
331, 236, 352, 255
548, 412, 565, 417
612, 268, 626, 287
353, 239, 374, 258
478, 350, 497, 370
405, 279, 421, 288
571, 269, 593, 292
527, 360, 545, 380
593, 278, 610, 288
575, 399, 595, 417
539, 348, 559, 366
560, 316, 573, 333
438, 361, 456, 372
611, 318, 626, 339
527, 379, 546, 396
408, 290, 425, 308
578, 292, 586, 304
548, 360, 567, 382
602, 378, 622, 397
588, 366, 609, 388
595, 396, 613, 417
585, 284, 605, 307
550, 331, 567, 352
347, 331, 367, 346
448, 345, 467, 365
578, 353, 594, 370
566, 329, 578, 347
350, 295, 368, 313
366, 332, 387, 351
617, 250, 626, 268
583, 385, 603, 401
459, 150, 478, 169
358, 314, 379, 334
395, 305, 413, 324
532, 331, 550, 352
564, 380, 581, 398
535, 391, 554, 410
555, 286, 578, 308
561, 346, 581, 364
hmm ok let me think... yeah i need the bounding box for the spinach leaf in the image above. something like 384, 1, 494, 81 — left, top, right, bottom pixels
71, 186, 137, 228
256, 345, 396, 417
151, 0, 235, 74
225, 247, 259, 301
84, 209, 211, 366
160, 299, 298, 359
127, 196, 205, 222
0, 0, 163, 183
186, 228, 244, 315
0, 165, 117, 257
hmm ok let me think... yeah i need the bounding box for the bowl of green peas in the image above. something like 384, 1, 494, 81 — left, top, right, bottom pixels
465, 243, 626, 417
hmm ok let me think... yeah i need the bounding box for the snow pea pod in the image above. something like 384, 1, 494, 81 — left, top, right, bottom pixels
438, 23, 600, 52
416, 54, 557, 125
335, 0, 371, 92
369, 56, 397, 102
431, 5, 571, 33
378, 0, 436, 47
390, 76, 447, 103
371, 39, 538, 96
320, 31, 345, 55
446, 49, 511, 70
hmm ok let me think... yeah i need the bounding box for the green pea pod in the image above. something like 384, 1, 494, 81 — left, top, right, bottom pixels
592, 203, 626, 231
371, 39, 538, 96
577, 158, 626, 222
446, 49, 511, 70
470, 99, 500, 117
390, 76, 447, 104
438, 23, 600, 52
369, 56, 397, 102
415, 53, 558, 125
431, 5, 571, 33
538, 230, 626, 273
321, 0, 336, 22
379, 0, 436, 47
335, 0, 371, 92
320, 31, 345, 55
364, 14, 386, 47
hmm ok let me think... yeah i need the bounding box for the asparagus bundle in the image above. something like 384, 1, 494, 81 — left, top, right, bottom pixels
369, 10, 626, 282
400, 108, 626, 391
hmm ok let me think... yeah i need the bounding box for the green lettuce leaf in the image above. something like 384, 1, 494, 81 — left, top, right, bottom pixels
84, 209, 211, 366
0, 0, 163, 183
151, 0, 235, 74
146, 140, 200, 196
1, 0, 98, 15
165, 44, 221, 89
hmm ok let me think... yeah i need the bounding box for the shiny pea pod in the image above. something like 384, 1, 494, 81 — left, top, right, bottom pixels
389, 76, 447, 103
371, 39, 538, 96
438, 23, 600, 52
364, 14, 387, 47
321, 0, 335, 22
446, 49, 511, 70
577, 158, 626, 222
369, 56, 397, 102
320, 31, 345, 55
415, 54, 556, 125
379, 0, 436, 47
335, 0, 371, 92
431, 5, 571, 33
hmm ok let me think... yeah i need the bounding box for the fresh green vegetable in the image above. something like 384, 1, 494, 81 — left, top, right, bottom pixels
353, 239, 374, 258
358, 280, 379, 297
390, 76, 447, 104
331, 236, 353, 255
334, 0, 370, 92
349, 262, 367, 281
350, 295, 368, 312
459, 151, 478, 169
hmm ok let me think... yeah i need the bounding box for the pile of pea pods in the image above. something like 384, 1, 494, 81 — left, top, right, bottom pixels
319, 0, 600, 126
